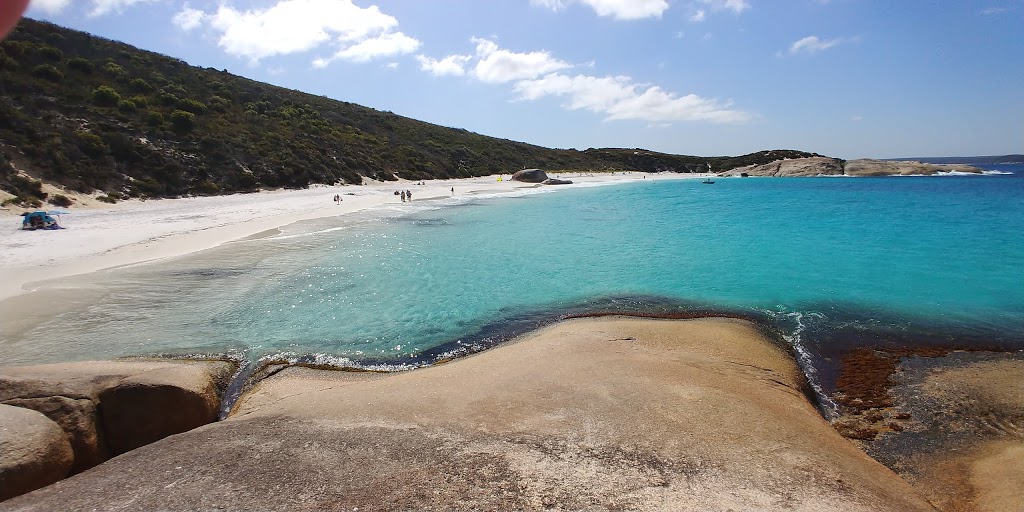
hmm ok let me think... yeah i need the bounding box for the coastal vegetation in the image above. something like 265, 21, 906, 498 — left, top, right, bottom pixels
0, 19, 822, 205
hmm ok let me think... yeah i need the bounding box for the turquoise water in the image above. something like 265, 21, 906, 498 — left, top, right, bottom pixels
3, 168, 1023, 409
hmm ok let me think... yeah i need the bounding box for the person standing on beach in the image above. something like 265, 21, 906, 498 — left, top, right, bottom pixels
406, 190, 412, 201
401, 190, 406, 202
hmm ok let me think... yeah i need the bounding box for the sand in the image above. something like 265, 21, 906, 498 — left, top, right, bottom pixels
0, 172, 698, 302
3, 317, 935, 511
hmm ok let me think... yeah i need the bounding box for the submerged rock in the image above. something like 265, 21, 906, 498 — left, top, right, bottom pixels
0, 404, 73, 501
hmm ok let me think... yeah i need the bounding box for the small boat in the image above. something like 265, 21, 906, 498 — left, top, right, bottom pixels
20, 210, 67, 230
702, 178, 715, 184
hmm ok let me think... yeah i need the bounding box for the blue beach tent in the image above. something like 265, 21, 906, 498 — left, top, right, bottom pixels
20, 210, 67, 230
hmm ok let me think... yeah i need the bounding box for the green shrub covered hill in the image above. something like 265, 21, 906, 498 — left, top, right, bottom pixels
0, 18, 823, 204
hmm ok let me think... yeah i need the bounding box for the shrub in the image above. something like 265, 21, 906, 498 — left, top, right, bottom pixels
170, 110, 195, 134
96, 194, 118, 204
209, 95, 230, 112
31, 64, 63, 82
117, 99, 136, 112
145, 111, 164, 127
36, 45, 63, 61
129, 78, 153, 92
102, 61, 125, 77
129, 94, 148, 107
176, 98, 207, 115
75, 131, 108, 158
67, 57, 94, 74
157, 91, 179, 106
91, 85, 121, 107
48, 194, 73, 207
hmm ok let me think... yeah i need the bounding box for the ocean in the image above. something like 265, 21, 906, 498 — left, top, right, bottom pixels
3, 165, 1023, 412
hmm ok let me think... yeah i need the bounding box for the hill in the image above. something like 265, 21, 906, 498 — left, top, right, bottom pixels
0, 19, 821, 207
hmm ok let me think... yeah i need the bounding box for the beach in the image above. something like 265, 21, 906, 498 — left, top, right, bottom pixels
3, 172, 1024, 509
0, 171, 688, 302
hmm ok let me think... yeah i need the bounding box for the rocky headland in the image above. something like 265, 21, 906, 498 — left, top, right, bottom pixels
720, 157, 986, 177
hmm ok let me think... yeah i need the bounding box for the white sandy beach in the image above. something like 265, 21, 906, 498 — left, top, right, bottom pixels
0, 172, 703, 301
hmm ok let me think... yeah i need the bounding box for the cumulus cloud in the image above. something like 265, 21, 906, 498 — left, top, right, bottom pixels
176, 0, 418, 66
514, 72, 751, 124
28, 0, 73, 14
172, 5, 205, 32
788, 35, 841, 54
531, 0, 671, 20
470, 37, 571, 83
324, 31, 419, 64
88, 0, 158, 17
689, 9, 706, 22
31, 0, 156, 17
696, 0, 750, 14
416, 54, 473, 77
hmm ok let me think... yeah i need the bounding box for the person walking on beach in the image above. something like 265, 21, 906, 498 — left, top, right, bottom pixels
401, 190, 406, 202
406, 190, 412, 201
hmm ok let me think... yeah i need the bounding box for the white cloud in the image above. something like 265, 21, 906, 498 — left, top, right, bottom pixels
788, 35, 841, 54
416, 54, 473, 77
471, 37, 571, 83
179, 0, 417, 66
980, 6, 1010, 15
514, 72, 751, 124
696, 0, 750, 14
384, 62, 399, 70
325, 31, 419, 63
28, 0, 73, 14
88, 0, 157, 17
689, 9, 706, 22
531, 0, 670, 20
172, 5, 205, 32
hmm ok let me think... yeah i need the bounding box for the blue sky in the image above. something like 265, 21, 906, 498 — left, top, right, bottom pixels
25, 0, 1024, 159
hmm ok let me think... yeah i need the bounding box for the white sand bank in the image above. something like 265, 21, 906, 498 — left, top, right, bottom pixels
0, 172, 701, 301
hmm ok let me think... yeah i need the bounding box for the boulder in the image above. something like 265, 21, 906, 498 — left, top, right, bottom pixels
541, 178, 573, 185
0, 404, 73, 501
2, 396, 104, 473
510, 168, 549, 183
0, 360, 235, 470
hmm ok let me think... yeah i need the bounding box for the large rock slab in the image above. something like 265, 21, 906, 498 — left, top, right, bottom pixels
843, 159, 984, 176
510, 168, 549, 182
722, 156, 845, 177
723, 157, 986, 177
0, 404, 73, 501
4, 319, 933, 511
0, 360, 236, 471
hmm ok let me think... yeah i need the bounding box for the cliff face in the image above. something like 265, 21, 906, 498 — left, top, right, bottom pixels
722, 157, 986, 177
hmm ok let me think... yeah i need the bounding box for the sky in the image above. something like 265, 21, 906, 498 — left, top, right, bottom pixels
23, 0, 1024, 159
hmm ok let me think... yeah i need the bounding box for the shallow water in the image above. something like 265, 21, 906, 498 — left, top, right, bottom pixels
3, 168, 1023, 412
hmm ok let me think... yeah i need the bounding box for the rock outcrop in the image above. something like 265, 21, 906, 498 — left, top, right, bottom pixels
3, 319, 934, 511
0, 359, 236, 500
0, 405, 73, 501
510, 168, 549, 183
721, 157, 986, 177
542, 178, 573, 185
